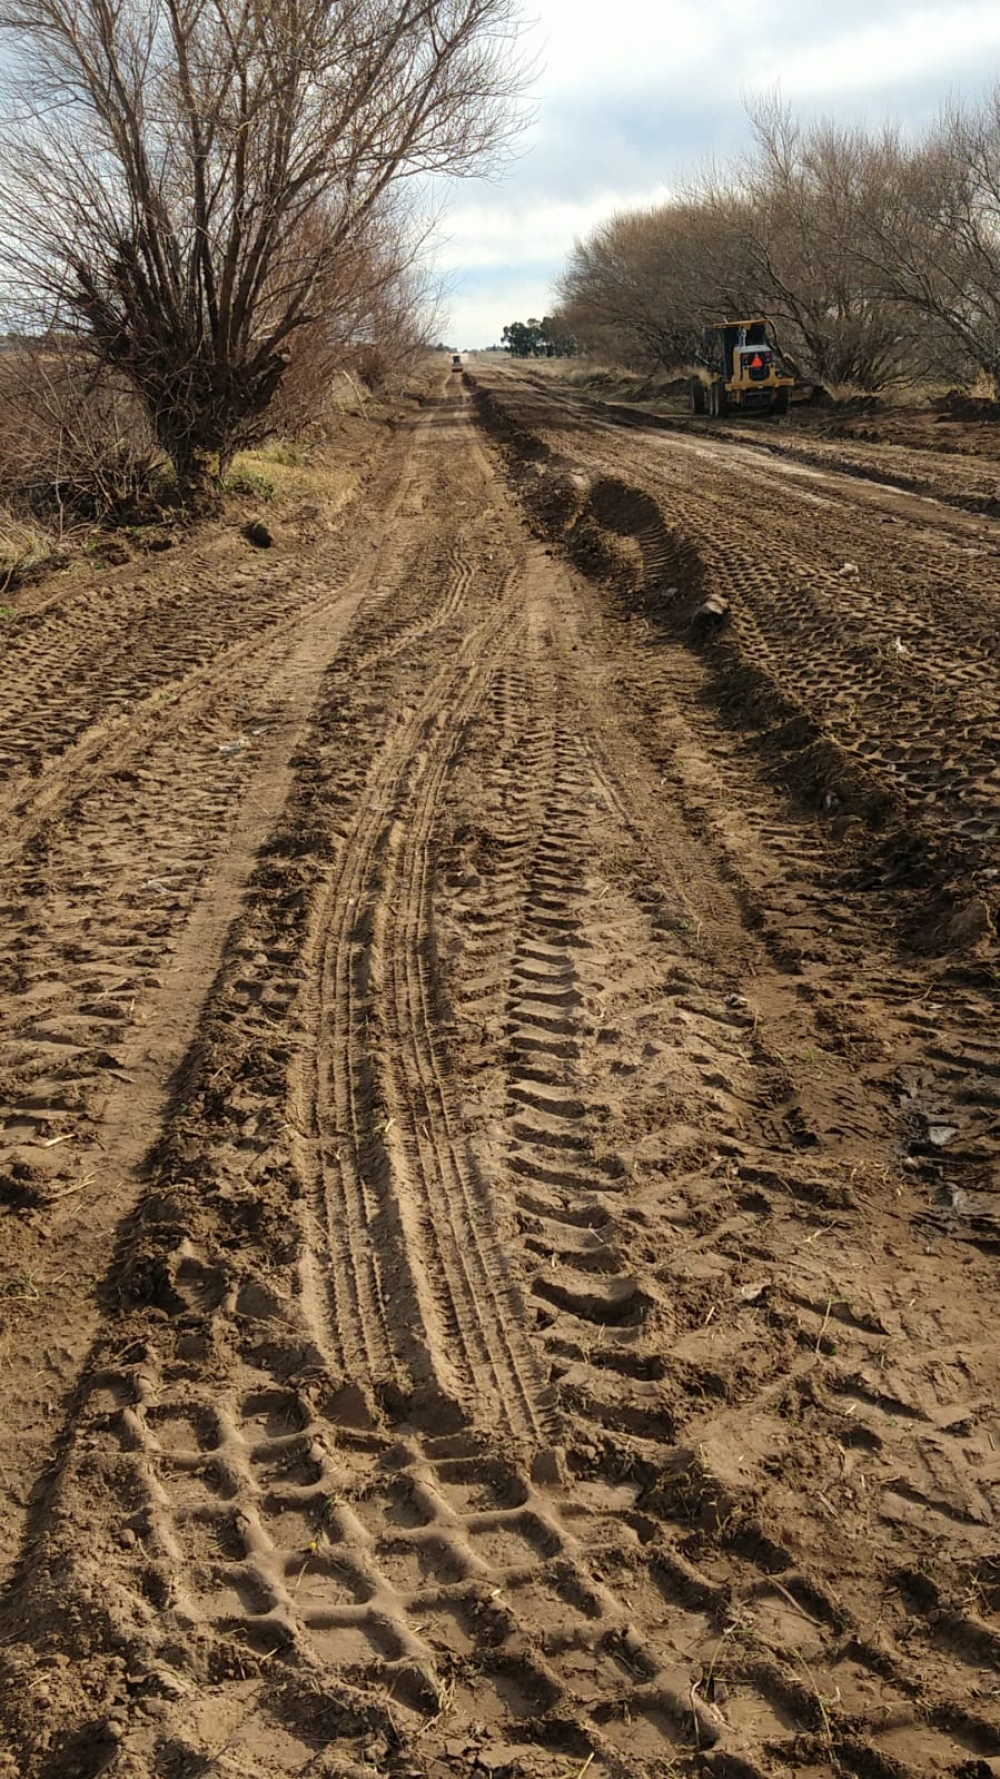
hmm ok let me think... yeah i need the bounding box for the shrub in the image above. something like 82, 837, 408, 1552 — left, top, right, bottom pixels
0, 342, 164, 522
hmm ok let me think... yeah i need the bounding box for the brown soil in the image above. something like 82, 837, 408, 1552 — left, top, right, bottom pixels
3, 359, 1000, 1778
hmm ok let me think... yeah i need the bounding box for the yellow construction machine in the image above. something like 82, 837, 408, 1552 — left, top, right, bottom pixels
691, 319, 794, 418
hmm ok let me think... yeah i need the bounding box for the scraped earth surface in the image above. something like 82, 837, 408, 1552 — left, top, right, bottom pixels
4, 364, 1000, 1779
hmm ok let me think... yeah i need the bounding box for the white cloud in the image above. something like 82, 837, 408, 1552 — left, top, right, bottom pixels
434, 187, 668, 272
741, 3, 1000, 98
528, 0, 717, 95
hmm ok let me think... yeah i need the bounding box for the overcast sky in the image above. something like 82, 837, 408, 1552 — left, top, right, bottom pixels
431, 0, 1000, 347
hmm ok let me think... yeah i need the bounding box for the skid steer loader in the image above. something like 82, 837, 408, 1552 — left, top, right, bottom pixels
691, 319, 794, 418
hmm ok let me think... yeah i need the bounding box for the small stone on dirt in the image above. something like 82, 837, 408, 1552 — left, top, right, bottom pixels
692, 594, 729, 628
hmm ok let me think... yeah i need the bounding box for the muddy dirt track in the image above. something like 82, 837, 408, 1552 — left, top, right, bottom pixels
4, 363, 1000, 1778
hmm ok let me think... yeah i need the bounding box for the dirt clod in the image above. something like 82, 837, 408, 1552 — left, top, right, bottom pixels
947, 895, 994, 948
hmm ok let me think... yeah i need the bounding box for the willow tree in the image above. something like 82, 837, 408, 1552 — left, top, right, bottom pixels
556, 201, 755, 371
849, 92, 1000, 394
0, 0, 525, 492
728, 101, 917, 392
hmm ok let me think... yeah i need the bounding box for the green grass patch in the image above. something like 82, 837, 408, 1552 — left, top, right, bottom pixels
229, 439, 355, 506
224, 464, 276, 500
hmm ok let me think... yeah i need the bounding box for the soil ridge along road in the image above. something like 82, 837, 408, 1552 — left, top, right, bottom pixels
2, 366, 1000, 1776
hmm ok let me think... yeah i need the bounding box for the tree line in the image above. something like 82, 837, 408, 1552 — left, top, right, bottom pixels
501, 316, 577, 357
551, 92, 1000, 396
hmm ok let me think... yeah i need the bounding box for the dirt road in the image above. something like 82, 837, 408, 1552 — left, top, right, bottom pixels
3, 363, 1000, 1778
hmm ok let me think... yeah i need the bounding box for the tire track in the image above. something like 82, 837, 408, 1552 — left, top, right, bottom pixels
472, 371, 1000, 1181
0, 399, 453, 1605
0, 454, 435, 1209
0, 397, 442, 851
375, 598, 552, 1445
475, 372, 1000, 860
429, 609, 981, 1779
440, 658, 762, 1447
288, 545, 550, 1439
286, 559, 489, 1397
461, 366, 1000, 1775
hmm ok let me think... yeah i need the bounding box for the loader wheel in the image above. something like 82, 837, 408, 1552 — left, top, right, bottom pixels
707, 380, 718, 418
690, 377, 706, 416
773, 386, 790, 417
716, 384, 729, 419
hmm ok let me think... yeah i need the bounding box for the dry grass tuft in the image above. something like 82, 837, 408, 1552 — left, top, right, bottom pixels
0, 505, 59, 586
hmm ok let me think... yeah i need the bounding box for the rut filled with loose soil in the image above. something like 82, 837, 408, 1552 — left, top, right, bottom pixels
3, 362, 1000, 1779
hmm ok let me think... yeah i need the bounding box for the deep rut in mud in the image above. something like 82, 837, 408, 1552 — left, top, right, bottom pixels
4, 367, 1000, 1777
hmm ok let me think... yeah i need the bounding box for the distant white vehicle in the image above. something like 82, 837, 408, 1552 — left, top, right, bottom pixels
451, 354, 462, 370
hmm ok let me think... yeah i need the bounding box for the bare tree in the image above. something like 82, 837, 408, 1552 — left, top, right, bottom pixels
848, 94, 1000, 392
720, 101, 917, 393
272, 198, 439, 432
557, 201, 755, 371
0, 0, 525, 494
